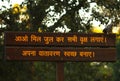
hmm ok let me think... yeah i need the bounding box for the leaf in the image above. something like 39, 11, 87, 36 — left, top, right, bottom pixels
2, 6, 6, 8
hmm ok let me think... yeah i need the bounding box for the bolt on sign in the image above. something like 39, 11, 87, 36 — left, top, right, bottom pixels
4, 31, 116, 61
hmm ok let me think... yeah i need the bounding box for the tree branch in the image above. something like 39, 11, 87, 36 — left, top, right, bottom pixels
47, 0, 85, 32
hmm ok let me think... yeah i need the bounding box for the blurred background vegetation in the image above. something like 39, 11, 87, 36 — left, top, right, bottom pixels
0, 0, 120, 81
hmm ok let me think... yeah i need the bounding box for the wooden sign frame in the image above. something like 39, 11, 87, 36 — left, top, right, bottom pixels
5, 47, 116, 61
4, 31, 116, 61
4, 32, 116, 47
4, 31, 117, 81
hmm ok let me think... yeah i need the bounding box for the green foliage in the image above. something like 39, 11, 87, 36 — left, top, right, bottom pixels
0, 61, 34, 81
33, 62, 56, 81
64, 62, 96, 81
112, 38, 120, 81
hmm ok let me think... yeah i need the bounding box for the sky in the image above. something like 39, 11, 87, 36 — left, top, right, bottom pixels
0, 0, 25, 28
0, 0, 24, 10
